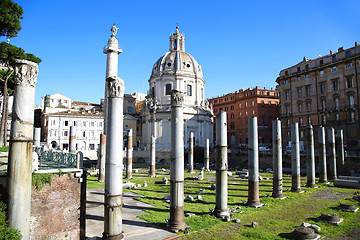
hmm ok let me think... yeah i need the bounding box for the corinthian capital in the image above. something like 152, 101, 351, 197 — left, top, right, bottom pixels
14, 59, 39, 87
170, 90, 184, 107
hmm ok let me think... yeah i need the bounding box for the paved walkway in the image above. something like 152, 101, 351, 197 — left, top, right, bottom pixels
86, 188, 179, 240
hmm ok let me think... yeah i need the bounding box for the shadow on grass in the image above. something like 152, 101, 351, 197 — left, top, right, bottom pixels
278, 232, 293, 239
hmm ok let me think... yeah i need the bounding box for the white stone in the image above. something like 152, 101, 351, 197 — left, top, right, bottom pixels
143, 183, 148, 187
227, 171, 232, 176
163, 195, 170, 200
301, 222, 311, 228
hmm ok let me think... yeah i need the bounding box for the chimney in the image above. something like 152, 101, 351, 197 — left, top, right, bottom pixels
330, 50, 333, 54
338, 47, 344, 52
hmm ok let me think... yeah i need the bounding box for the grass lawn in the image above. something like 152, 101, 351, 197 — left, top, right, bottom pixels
87, 168, 360, 239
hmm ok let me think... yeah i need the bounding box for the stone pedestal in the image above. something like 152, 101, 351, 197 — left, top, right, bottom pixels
214, 112, 230, 218
168, 90, 186, 232
291, 123, 302, 193
272, 120, 284, 198
7, 59, 38, 239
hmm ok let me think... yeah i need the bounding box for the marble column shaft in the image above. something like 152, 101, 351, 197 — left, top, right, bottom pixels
214, 112, 230, 218
98, 134, 106, 182
247, 117, 261, 206
306, 125, 316, 188
291, 123, 302, 192
168, 90, 186, 232
149, 135, 156, 177
103, 76, 124, 239
336, 129, 345, 176
204, 138, 210, 171
69, 126, 76, 153
318, 126, 328, 183
328, 127, 337, 180
272, 119, 284, 198
188, 132, 194, 172
126, 129, 133, 179
7, 59, 38, 239
33, 127, 41, 147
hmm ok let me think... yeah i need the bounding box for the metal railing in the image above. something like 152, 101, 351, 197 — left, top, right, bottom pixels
39, 149, 76, 169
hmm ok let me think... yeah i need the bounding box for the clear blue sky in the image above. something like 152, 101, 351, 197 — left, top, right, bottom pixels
4, 0, 360, 106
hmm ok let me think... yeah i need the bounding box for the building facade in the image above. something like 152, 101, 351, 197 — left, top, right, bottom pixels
276, 42, 360, 151
140, 27, 213, 151
208, 87, 280, 147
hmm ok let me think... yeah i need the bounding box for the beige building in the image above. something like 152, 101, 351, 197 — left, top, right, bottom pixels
276, 42, 360, 152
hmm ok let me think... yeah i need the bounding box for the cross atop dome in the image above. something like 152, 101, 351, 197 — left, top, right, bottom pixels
169, 26, 185, 52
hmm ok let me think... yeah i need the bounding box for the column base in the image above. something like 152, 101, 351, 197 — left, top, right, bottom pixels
103, 232, 124, 240
246, 201, 264, 208
168, 206, 187, 232
272, 193, 286, 199
306, 183, 317, 188
291, 188, 304, 193
214, 208, 230, 218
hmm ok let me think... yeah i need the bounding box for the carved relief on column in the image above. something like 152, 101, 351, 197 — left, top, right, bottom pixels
14, 60, 39, 87
170, 90, 184, 107
106, 76, 124, 98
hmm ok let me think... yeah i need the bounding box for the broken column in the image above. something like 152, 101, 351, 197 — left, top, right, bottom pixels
318, 126, 328, 183
328, 127, 337, 180
33, 127, 41, 148
126, 129, 133, 179
214, 111, 230, 218
204, 138, 210, 171
149, 135, 156, 177
336, 129, 345, 176
247, 117, 262, 207
168, 90, 186, 232
69, 126, 76, 153
103, 75, 124, 239
291, 123, 302, 193
98, 134, 106, 182
7, 59, 39, 239
272, 119, 284, 199
306, 125, 316, 188
188, 132, 194, 173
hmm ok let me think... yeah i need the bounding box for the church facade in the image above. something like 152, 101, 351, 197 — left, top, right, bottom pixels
140, 28, 213, 151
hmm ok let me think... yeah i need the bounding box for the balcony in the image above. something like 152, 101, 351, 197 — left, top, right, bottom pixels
320, 104, 358, 113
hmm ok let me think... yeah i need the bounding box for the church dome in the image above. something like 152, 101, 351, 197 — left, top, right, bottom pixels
150, 27, 203, 79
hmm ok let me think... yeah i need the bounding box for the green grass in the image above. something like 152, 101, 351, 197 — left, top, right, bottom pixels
87, 169, 360, 239
0, 146, 8, 152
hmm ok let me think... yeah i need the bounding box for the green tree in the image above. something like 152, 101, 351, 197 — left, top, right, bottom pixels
0, 0, 23, 38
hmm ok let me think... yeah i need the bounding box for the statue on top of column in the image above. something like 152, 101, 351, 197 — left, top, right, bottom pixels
111, 24, 118, 37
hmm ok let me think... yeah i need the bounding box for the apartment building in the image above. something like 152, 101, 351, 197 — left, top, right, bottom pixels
208, 86, 280, 147
276, 42, 360, 151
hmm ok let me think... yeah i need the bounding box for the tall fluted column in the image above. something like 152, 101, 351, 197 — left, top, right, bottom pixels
7, 59, 39, 239
214, 111, 230, 218
291, 123, 302, 193
204, 138, 210, 171
168, 90, 187, 232
318, 126, 328, 183
126, 129, 133, 179
149, 135, 156, 177
272, 119, 284, 198
306, 125, 316, 188
247, 117, 262, 207
336, 129, 345, 176
98, 134, 106, 182
69, 126, 76, 153
328, 127, 337, 180
188, 132, 194, 173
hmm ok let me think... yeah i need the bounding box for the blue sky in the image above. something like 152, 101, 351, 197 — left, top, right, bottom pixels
4, 0, 360, 106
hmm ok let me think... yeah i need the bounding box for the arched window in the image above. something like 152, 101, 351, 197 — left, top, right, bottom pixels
165, 84, 172, 95
187, 85, 192, 96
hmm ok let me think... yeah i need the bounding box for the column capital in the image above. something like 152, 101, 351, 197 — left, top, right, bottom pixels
106, 76, 124, 98
170, 90, 184, 107
14, 59, 39, 87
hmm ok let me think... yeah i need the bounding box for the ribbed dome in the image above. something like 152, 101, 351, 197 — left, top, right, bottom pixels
150, 51, 203, 79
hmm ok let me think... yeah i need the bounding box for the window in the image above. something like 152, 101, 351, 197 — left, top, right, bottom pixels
322, 115, 327, 124
64, 100, 68, 104
82, 121, 86, 127
332, 55, 336, 61
297, 67, 300, 72
99, 122, 103, 127
306, 86, 311, 96
91, 121, 95, 127
165, 84, 171, 95
63, 130, 68, 137
332, 66, 337, 72
299, 117, 303, 126
128, 107, 133, 113
346, 62, 352, 68
230, 105, 234, 110
305, 73, 309, 79
214, 100, 218, 103
89, 144, 95, 150
336, 113, 340, 121
239, 103, 242, 108
319, 70, 324, 75
230, 96, 234, 100
320, 60, 324, 65
225, 97, 228, 101
285, 91, 289, 100
350, 112, 356, 122
74, 121, 78, 126
90, 131, 95, 137
297, 88, 302, 98
239, 119, 242, 125
51, 120, 56, 126
245, 102, 248, 108
348, 95, 355, 107
230, 114, 234, 119
251, 101, 254, 107
320, 83, 325, 94
333, 80, 338, 91
225, 107, 228, 111
286, 119, 290, 127
286, 105, 290, 115
334, 97, 340, 110
321, 98, 326, 111
187, 85, 192, 96
151, 87, 155, 97
306, 101, 311, 112
347, 76, 353, 88
346, 51, 351, 57
298, 103, 302, 113
284, 79, 289, 84
219, 99, 223, 102
230, 122, 235, 129
307, 117, 312, 125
